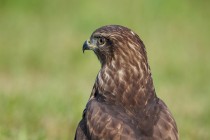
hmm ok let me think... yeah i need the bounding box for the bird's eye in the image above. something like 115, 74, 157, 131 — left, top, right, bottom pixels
97, 37, 106, 46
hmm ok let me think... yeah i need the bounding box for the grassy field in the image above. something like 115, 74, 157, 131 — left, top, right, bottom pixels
0, 0, 210, 139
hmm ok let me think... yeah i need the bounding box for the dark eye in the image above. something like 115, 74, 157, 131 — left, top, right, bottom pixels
97, 37, 106, 46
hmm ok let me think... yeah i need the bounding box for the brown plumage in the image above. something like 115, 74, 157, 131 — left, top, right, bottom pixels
75, 25, 178, 140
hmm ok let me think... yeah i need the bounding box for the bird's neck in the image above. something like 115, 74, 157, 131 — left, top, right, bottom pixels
91, 59, 157, 109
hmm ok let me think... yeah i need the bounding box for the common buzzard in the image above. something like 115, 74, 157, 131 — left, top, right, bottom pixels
75, 25, 178, 140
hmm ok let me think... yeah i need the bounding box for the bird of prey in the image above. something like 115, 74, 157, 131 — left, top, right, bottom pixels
75, 25, 178, 140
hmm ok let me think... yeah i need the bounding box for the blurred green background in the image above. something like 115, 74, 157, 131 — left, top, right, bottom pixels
0, 0, 210, 139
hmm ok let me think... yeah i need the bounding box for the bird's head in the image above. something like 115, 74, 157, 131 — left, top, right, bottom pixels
83, 25, 148, 67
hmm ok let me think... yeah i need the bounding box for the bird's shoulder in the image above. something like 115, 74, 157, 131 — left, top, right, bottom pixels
152, 99, 179, 140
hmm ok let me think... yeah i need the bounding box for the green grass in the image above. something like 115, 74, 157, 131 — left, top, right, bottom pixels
0, 0, 210, 139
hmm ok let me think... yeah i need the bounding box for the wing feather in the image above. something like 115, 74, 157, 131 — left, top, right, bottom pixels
74, 119, 88, 140
153, 99, 178, 140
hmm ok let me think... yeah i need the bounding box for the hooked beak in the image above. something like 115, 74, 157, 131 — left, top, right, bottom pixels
82, 40, 97, 53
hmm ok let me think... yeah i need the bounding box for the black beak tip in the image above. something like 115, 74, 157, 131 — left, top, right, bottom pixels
82, 40, 89, 53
